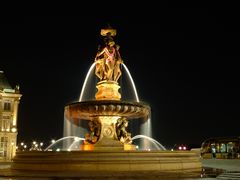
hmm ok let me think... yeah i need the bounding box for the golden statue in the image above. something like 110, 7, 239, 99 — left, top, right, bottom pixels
94, 26, 123, 100
116, 117, 132, 144
95, 27, 123, 82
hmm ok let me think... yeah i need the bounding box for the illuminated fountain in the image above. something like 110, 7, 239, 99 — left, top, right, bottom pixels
6, 26, 202, 179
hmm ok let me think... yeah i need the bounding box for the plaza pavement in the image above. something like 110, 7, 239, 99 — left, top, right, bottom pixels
201, 158, 240, 172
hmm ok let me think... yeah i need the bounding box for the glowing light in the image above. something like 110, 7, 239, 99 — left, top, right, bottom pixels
11, 127, 17, 132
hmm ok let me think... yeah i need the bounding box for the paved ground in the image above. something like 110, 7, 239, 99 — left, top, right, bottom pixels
193, 159, 240, 180
201, 158, 240, 172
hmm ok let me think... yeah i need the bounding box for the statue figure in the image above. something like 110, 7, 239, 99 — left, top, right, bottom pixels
116, 117, 132, 144
85, 120, 101, 144
113, 45, 123, 82
95, 45, 106, 80
94, 27, 123, 82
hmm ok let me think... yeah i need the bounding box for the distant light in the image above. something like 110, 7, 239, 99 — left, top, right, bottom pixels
56, 148, 60, 152
24, 145, 27, 149
67, 149, 71, 152
20, 142, 24, 146
183, 146, 186, 150
51, 139, 56, 144
33, 141, 36, 145
171, 149, 174, 151
40, 142, 44, 146
11, 127, 17, 132
178, 146, 182, 150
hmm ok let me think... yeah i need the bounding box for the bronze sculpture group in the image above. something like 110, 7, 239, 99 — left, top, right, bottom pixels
94, 28, 123, 82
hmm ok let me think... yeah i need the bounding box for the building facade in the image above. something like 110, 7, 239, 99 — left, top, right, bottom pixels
0, 71, 22, 161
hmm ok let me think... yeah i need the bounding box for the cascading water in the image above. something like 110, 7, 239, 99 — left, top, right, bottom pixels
62, 61, 159, 151
121, 63, 139, 102
44, 136, 85, 151
79, 62, 96, 102
132, 135, 166, 150
122, 63, 153, 148
63, 63, 96, 141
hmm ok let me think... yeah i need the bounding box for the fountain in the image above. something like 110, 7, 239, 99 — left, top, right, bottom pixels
2, 26, 202, 179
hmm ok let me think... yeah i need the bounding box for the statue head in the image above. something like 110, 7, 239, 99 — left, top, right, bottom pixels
108, 41, 115, 47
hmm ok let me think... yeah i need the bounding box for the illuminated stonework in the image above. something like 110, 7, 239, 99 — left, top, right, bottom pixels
0, 71, 22, 160
64, 26, 150, 150
95, 81, 121, 100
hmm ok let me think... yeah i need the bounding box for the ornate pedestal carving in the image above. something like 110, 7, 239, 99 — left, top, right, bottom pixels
95, 81, 121, 100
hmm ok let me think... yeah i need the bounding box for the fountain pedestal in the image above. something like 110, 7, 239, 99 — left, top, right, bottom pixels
93, 116, 124, 151
95, 81, 121, 100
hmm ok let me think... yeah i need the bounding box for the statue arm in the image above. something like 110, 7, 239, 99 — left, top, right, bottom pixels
96, 48, 106, 58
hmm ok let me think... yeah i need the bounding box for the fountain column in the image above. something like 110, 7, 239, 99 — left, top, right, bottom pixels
92, 27, 125, 150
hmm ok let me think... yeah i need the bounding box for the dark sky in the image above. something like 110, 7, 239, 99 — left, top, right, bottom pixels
1, 6, 240, 149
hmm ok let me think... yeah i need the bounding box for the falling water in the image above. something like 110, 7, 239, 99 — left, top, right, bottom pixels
44, 136, 85, 151
79, 62, 96, 102
132, 135, 166, 150
122, 63, 139, 102
63, 62, 155, 150
64, 62, 96, 139
122, 63, 153, 148
67, 138, 84, 150
63, 113, 88, 143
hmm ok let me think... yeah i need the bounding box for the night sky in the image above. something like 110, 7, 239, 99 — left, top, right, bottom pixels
1, 7, 240, 149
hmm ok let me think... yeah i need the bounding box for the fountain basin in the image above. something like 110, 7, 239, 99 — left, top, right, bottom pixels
8, 150, 202, 179
65, 100, 150, 125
